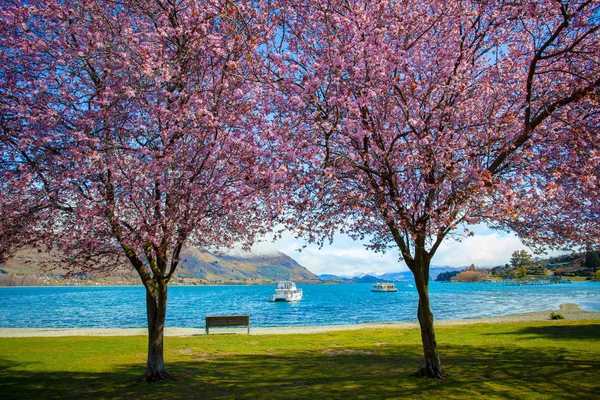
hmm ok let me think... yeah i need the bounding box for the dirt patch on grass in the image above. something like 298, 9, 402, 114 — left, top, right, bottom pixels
178, 348, 210, 359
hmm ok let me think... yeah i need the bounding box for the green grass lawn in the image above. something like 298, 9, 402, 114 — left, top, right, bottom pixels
1, 321, 599, 399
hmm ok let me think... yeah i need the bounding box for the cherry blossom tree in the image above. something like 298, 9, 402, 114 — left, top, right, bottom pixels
265, 0, 599, 377
0, 0, 278, 381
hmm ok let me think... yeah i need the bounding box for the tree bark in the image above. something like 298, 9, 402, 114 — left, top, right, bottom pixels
140, 282, 172, 382
413, 258, 445, 378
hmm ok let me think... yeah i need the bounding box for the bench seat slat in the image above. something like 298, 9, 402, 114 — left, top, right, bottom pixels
205, 315, 250, 334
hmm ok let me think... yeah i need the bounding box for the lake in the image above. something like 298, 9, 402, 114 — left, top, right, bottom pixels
1, 281, 599, 329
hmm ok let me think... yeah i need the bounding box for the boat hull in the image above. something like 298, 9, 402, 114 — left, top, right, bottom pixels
269, 293, 302, 302
269, 281, 303, 302
371, 282, 398, 292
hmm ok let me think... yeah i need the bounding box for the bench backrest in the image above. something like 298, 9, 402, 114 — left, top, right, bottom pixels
206, 315, 250, 327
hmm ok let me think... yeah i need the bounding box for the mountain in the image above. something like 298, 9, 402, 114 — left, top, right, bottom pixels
177, 249, 319, 283
0, 248, 319, 286
373, 266, 461, 282
318, 274, 351, 281
351, 274, 381, 283
319, 273, 396, 283
378, 271, 413, 281
319, 266, 464, 283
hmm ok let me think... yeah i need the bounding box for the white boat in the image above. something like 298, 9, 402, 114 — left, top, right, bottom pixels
371, 282, 398, 292
269, 281, 303, 302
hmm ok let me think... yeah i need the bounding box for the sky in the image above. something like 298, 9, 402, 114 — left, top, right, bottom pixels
249, 224, 565, 276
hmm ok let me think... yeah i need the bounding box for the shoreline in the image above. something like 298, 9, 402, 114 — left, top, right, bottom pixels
1, 303, 597, 338
0, 277, 593, 288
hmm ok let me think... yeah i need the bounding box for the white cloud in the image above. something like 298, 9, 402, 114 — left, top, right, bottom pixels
250, 232, 403, 276
432, 232, 525, 267
249, 226, 566, 276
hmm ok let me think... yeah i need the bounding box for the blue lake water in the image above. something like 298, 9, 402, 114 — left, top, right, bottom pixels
0, 281, 598, 329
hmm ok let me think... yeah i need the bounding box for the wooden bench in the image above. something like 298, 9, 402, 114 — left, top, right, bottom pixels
205, 315, 250, 335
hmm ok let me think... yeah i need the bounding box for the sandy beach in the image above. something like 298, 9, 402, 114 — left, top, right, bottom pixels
1, 303, 597, 338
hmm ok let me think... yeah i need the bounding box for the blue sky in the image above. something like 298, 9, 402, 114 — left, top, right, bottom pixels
251, 224, 564, 276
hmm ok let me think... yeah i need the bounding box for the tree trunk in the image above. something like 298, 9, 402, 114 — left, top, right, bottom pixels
140, 283, 172, 382
413, 259, 445, 378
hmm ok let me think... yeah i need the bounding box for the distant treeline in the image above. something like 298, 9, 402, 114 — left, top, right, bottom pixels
0, 270, 140, 286
435, 265, 491, 282
435, 271, 460, 282
545, 250, 600, 270
435, 249, 600, 282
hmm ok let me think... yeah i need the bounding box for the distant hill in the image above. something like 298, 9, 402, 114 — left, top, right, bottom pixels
378, 271, 412, 281
319, 266, 462, 283
351, 274, 380, 283
378, 266, 461, 281
490, 249, 599, 278
318, 274, 350, 281
318, 274, 392, 283
0, 248, 319, 286
177, 249, 319, 283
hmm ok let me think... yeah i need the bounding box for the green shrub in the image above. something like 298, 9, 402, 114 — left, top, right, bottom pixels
550, 312, 565, 320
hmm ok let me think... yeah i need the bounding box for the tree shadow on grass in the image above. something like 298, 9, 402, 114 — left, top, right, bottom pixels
482, 324, 600, 341
0, 357, 140, 400
1, 342, 599, 400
